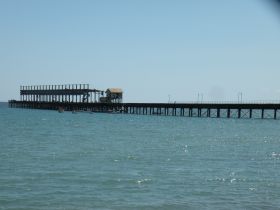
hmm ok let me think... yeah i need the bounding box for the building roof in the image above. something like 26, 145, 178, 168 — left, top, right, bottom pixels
106, 88, 123, 94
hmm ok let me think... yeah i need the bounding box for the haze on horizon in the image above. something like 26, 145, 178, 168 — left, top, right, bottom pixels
0, 0, 280, 103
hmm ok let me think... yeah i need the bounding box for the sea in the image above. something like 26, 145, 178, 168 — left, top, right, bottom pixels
1, 102, 280, 210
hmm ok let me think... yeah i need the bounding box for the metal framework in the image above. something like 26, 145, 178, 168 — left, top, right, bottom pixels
20, 84, 103, 103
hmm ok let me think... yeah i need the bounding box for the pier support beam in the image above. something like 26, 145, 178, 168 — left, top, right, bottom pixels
189, 108, 193, 117
207, 108, 210, 118
198, 108, 201, 117
180, 108, 184, 116
227, 109, 230, 118
238, 109, 241, 119
249, 109, 252, 118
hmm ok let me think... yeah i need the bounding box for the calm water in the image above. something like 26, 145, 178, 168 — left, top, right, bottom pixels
1, 103, 280, 209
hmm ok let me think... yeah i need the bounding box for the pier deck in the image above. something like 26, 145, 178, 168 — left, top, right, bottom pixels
8, 100, 280, 120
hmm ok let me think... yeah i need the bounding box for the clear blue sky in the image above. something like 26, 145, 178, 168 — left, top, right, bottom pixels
0, 0, 280, 102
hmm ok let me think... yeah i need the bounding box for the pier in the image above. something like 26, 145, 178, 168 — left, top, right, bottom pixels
8, 84, 280, 119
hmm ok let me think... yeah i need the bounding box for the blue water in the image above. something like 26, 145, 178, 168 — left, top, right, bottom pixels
1, 103, 280, 209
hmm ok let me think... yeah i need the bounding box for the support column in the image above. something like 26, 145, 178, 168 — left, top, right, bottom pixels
189, 108, 193, 117
198, 108, 201, 117
238, 109, 241, 118
249, 109, 252, 118
227, 109, 230, 118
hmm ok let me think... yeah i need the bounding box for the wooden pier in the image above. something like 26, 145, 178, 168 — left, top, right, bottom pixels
8, 84, 280, 119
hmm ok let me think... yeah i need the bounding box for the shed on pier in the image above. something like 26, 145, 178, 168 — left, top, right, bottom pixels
105, 88, 123, 103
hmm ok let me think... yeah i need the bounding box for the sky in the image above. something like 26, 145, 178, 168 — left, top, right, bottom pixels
0, 0, 280, 102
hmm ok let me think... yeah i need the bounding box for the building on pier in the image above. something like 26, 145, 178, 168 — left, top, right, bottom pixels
100, 88, 123, 103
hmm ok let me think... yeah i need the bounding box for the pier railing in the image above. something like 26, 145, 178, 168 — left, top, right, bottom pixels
173, 100, 280, 104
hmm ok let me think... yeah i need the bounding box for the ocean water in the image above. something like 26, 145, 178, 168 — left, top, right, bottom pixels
1, 103, 280, 210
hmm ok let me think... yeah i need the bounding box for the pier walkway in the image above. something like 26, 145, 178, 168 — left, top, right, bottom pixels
8, 100, 280, 120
